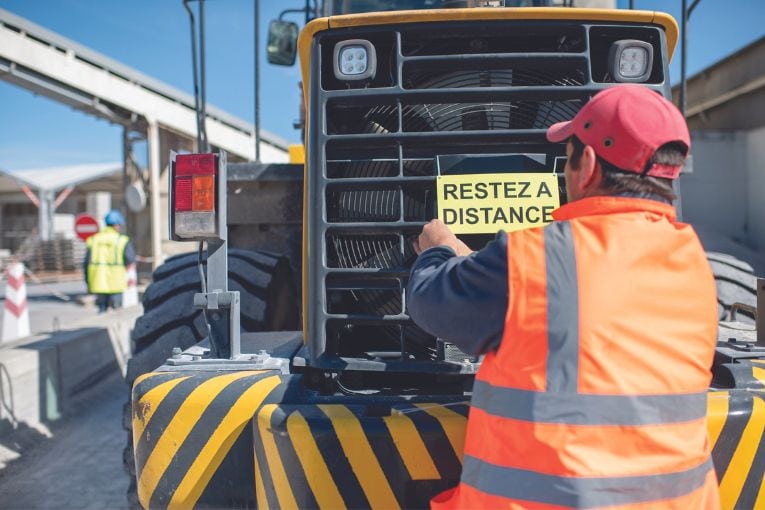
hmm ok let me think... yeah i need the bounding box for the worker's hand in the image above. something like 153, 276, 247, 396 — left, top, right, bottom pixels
413, 219, 473, 257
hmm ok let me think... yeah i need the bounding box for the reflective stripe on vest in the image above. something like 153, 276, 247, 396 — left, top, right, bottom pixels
471, 379, 708, 425
441, 197, 719, 510
544, 221, 579, 392
87, 228, 129, 294
461, 455, 715, 509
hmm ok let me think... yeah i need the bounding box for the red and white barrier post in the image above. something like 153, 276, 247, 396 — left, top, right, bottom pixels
2, 262, 30, 342
122, 263, 138, 307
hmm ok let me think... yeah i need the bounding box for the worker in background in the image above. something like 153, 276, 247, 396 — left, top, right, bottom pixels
84, 209, 136, 313
407, 85, 720, 509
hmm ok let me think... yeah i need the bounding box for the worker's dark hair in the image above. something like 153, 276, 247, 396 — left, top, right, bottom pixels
567, 135, 686, 203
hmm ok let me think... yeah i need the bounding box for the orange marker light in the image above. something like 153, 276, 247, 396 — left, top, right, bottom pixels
192, 174, 215, 212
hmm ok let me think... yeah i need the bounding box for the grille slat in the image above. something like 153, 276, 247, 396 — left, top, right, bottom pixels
403, 60, 587, 90
323, 85, 602, 100
325, 175, 434, 184
327, 269, 411, 276
402, 52, 587, 62
326, 222, 426, 231
326, 314, 410, 321
325, 130, 550, 143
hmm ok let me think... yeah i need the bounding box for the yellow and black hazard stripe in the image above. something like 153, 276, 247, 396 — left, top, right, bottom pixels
131, 366, 765, 510
708, 388, 765, 510
253, 402, 469, 509
132, 370, 282, 509
750, 359, 765, 388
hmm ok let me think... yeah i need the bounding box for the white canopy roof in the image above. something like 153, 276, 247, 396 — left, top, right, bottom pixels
0, 162, 122, 193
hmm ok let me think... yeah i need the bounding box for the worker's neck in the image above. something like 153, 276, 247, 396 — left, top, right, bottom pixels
572, 189, 672, 205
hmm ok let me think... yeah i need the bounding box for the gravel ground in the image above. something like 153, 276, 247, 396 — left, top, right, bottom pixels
0, 371, 129, 510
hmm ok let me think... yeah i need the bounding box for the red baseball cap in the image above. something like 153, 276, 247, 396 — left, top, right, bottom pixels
546, 85, 690, 179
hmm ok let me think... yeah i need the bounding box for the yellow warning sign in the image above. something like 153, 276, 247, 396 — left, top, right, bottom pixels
437, 173, 560, 234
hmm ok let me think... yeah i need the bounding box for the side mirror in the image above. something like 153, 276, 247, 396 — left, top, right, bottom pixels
267, 20, 299, 66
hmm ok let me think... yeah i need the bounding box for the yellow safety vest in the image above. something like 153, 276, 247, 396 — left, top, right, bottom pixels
86, 227, 129, 294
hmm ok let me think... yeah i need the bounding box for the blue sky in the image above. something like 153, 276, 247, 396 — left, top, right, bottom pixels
0, 0, 763, 170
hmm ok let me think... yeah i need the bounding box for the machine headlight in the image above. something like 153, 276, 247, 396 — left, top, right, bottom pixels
333, 39, 376, 81
608, 40, 653, 83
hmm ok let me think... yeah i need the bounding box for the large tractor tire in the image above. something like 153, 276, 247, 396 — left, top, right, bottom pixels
707, 252, 759, 324
123, 249, 298, 508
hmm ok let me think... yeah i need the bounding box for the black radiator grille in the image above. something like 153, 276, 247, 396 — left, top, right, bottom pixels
327, 97, 585, 134
401, 99, 584, 131
399, 23, 586, 56
327, 187, 401, 223
307, 20, 668, 371
326, 183, 434, 223
326, 233, 412, 270
402, 62, 587, 89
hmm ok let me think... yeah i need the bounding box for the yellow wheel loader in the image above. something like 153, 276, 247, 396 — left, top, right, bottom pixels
126, 2, 765, 508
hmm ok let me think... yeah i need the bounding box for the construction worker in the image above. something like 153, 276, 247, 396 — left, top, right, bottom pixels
84, 209, 135, 313
407, 85, 720, 509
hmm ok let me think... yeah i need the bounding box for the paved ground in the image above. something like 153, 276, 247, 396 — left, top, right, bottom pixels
0, 372, 129, 510
0, 281, 99, 336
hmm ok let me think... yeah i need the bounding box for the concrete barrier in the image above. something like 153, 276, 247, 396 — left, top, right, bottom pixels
0, 305, 141, 438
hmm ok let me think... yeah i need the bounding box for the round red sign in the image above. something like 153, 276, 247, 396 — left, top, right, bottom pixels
75, 214, 99, 241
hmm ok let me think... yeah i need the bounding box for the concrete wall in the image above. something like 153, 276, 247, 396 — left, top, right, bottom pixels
682, 127, 765, 251
746, 125, 765, 250
681, 131, 749, 242
0, 306, 140, 438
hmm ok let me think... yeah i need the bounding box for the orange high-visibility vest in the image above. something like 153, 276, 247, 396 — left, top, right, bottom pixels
434, 197, 720, 510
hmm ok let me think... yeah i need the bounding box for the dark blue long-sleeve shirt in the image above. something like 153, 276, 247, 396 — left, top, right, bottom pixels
406, 231, 509, 356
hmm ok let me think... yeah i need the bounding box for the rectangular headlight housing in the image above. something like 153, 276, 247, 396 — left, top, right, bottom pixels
333, 39, 376, 81
609, 39, 653, 83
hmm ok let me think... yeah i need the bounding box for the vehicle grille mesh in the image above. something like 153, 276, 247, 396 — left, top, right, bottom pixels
309, 21, 662, 370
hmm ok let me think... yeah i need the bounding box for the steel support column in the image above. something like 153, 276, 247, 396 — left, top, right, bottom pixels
147, 120, 163, 270
38, 189, 54, 241
122, 126, 131, 214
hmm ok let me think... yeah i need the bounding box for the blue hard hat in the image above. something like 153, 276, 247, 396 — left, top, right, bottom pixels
105, 209, 125, 226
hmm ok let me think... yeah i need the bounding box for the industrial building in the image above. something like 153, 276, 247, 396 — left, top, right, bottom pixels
0, 7, 289, 273
677, 35, 765, 272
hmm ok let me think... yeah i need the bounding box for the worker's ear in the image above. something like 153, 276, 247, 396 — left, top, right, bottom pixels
577, 144, 602, 194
